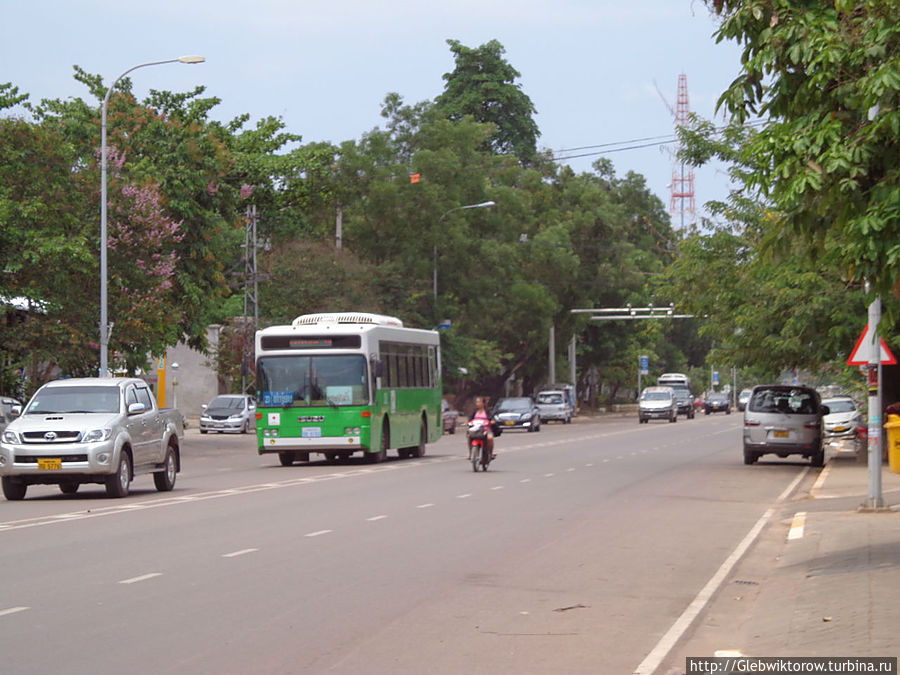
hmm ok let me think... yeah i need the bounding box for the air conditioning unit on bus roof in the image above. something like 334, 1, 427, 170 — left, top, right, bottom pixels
291, 312, 404, 327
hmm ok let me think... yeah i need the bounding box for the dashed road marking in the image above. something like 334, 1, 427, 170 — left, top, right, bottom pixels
416, 503, 435, 509
118, 573, 162, 585
305, 529, 333, 538
366, 515, 388, 522
788, 512, 806, 541
0, 607, 29, 618
222, 548, 258, 558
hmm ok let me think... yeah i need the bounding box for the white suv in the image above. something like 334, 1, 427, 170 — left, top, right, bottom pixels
638, 387, 677, 424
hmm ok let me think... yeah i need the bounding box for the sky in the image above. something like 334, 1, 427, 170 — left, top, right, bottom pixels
2, 0, 744, 226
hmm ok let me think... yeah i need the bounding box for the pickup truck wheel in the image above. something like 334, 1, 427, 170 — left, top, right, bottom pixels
105, 452, 131, 498
59, 482, 80, 495
2, 477, 26, 501
153, 446, 177, 492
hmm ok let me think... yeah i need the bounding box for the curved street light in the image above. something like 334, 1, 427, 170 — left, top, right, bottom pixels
99, 56, 205, 377
433, 200, 495, 303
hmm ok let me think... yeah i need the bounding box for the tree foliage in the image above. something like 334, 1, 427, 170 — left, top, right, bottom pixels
706, 0, 900, 299
435, 39, 540, 162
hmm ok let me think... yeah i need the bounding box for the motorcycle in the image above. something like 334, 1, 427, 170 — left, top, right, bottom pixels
467, 419, 492, 472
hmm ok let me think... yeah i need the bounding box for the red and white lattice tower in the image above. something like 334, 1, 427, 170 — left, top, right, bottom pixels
669, 74, 695, 224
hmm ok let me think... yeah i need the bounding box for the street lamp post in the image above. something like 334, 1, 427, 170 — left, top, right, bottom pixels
99, 55, 205, 377
432, 201, 495, 303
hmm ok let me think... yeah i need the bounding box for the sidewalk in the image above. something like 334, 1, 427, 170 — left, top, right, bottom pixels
662, 443, 900, 673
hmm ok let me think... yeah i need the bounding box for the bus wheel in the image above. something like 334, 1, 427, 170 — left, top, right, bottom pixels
278, 452, 295, 466
368, 423, 388, 463
412, 418, 427, 458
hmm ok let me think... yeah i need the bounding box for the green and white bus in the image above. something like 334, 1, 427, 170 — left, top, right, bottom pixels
254, 312, 442, 465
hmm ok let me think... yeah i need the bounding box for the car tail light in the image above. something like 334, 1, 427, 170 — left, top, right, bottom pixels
804, 422, 819, 430
744, 420, 760, 427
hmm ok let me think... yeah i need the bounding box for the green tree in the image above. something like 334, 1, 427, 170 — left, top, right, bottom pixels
435, 39, 540, 162
706, 0, 900, 300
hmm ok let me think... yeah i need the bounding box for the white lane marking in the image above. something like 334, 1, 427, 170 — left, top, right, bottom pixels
222, 548, 258, 558
457, 493, 472, 499
118, 573, 163, 585
545, 473, 555, 477
567, 468, 575, 472
366, 515, 388, 522
586, 463, 594, 467
633, 467, 809, 675
491, 486, 504, 491
0, 606, 29, 618
416, 503, 435, 509
305, 529, 333, 538
788, 512, 807, 541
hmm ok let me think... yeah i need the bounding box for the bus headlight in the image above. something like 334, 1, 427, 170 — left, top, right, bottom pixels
264, 429, 279, 438
344, 427, 361, 436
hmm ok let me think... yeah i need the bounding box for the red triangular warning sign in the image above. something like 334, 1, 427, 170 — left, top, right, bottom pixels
847, 323, 897, 365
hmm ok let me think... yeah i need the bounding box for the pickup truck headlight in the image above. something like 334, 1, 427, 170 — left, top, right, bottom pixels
1, 430, 21, 444
82, 428, 112, 443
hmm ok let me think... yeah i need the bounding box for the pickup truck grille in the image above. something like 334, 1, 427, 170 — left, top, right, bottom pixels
16, 454, 88, 463
21, 431, 82, 443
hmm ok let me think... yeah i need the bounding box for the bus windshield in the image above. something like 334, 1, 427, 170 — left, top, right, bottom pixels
257, 355, 369, 407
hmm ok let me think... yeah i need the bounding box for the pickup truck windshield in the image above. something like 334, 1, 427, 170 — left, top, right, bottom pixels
257, 355, 369, 407
26, 386, 121, 414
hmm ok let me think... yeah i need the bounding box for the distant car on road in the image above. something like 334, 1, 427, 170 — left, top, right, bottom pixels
534, 390, 572, 424
705, 392, 731, 415
492, 397, 541, 432
638, 386, 677, 424
441, 399, 459, 434
737, 389, 753, 412
672, 388, 695, 419
200, 395, 256, 434
821, 396, 861, 440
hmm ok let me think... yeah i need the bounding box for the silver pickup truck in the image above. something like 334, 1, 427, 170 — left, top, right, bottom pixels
0, 377, 183, 500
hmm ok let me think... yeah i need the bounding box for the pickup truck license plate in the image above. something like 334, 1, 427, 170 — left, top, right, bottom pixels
773, 430, 789, 439
38, 458, 62, 470
302, 427, 322, 438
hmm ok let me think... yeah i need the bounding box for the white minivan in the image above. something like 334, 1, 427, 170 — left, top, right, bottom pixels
638, 386, 677, 424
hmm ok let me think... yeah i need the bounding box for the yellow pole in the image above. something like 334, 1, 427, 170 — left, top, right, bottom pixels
157, 356, 167, 408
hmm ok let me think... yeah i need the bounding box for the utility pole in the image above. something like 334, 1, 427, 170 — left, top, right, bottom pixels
241, 205, 259, 395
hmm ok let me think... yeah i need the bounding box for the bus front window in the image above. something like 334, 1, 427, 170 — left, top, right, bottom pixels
257, 355, 369, 407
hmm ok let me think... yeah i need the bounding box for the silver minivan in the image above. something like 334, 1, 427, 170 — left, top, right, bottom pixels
742, 385, 829, 466
638, 386, 677, 424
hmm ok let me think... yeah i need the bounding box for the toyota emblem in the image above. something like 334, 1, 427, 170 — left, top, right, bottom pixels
44, 431, 57, 441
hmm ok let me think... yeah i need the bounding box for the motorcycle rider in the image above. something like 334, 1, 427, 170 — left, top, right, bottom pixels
467, 396, 496, 460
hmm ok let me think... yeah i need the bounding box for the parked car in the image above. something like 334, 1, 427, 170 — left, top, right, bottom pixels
737, 389, 753, 412
534, 390, 573, 424
441, 399, 459, 434
638, 386, 677, 424
821, 396, 861, 440
742, 384, 829, 466
199, 394, 256, 434
492, 397, 541, 432
705, 392, 731, 415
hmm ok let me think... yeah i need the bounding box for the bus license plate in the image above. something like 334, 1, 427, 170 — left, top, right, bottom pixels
38, 458, 62, 470
773, 430, 789, 439
302, 427, 322, 438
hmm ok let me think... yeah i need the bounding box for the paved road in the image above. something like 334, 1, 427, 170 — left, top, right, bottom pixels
0, 414, 816, 674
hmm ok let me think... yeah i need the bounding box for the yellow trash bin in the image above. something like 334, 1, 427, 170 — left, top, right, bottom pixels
883, 414, 900, 473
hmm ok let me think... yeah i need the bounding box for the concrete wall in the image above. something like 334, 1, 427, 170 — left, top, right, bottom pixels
152, 325, 223, 427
